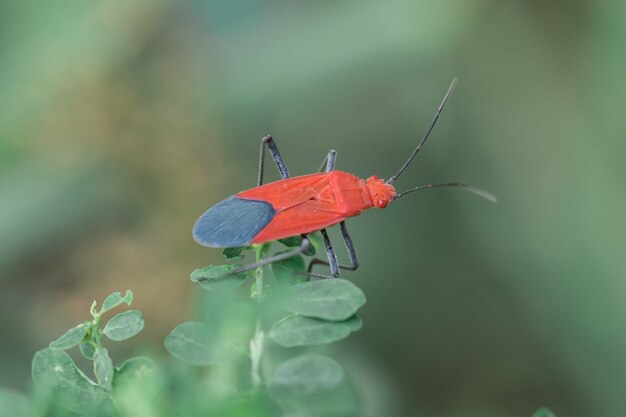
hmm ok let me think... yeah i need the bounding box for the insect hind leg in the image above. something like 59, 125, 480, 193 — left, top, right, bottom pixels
307, 222, 359, 277
258, 135, 290, 186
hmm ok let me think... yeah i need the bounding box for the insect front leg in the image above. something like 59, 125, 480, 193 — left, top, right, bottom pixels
258, 135, 290, 186
307, 222, 359, 276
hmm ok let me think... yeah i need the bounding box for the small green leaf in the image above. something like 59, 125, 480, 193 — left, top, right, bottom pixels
113, 357, 157, 389
281, 279, 366, 320
100, 290, 133, 314
103, 310, 144, 341
270, 252, 307, 285
268, 355, 344, 399
90, 301, 98, 317
165, 321, 243, 366
93, 348, 114, 391
49, 323, 89, 350
190, 265, 253, 291
0, 388, 32, 417
532, 408, 556, 417
345, 315, 363, 331
32, 349, 108, 413
270, 315, 362, 347
111, 357, 160, 417
278, 236, 301, 247
222, 247, 248, 260
79, 342, 96, 360
308, 233, 324, 255
279, 236, 316, 256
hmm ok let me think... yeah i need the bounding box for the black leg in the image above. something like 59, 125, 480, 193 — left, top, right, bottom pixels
317, 150, 337, 173
321, 229, 340, 277
305, 228, 340, 278
307, 222, 359, 275
339, 221, 359, 270
195, 238, 312, 281
258, 135, 290, 186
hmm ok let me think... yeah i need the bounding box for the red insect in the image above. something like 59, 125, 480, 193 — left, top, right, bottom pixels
193, 79, 495, 278
236, 171, 395, 244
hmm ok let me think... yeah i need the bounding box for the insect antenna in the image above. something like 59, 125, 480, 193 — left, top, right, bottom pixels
386, 77, 458, 185
392, 182, 497, 203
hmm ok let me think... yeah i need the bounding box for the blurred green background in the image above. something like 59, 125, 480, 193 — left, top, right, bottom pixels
1, 0, 625, 416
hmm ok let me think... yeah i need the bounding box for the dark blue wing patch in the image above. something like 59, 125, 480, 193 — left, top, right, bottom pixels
193, 196, 276, 248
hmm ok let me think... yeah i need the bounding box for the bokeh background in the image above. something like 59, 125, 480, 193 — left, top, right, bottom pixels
1, 1, 625, 416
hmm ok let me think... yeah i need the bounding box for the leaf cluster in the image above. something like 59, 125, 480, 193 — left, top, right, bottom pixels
30, 290, 154, 414
165, 240, 366, 414
0, 247, 557, 416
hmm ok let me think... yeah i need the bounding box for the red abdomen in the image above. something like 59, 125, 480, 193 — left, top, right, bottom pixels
237, 171, 373, 243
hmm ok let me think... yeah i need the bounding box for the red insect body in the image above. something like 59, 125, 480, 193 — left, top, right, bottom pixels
236, 171, 396, 243
193, 80, 490, 278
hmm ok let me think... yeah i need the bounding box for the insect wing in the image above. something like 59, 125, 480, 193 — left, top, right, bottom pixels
252, 198, 347, 243
193, 196, 276, 248
237, 173, 330, 211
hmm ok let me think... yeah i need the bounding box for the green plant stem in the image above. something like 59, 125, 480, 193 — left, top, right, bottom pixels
92, 316, 103, 348
250, 245, 265, 390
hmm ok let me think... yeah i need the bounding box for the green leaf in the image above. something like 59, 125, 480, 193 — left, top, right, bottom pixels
79, 342, 96, 360
100, 290, 133, 314
90, 300, 98, 317
190, 265, 253, 291
103, 310, 144, 341
0, 388, 32, 417
280, 279, 366, 320
113, 357, 157, 389
268, 355, 344, 399
279, 236, 316, 256
93, 348, 114, 391
308, 233, 324, 255
222, 247, 248, 260
532, 408, 556, 417
49, 323, 89, 350
270, 315, 362, 347
278, 236, 302, 247
165, 321, 243, 366
111, 357, 160, 417
270, 252, 307, 285
32, 349, 109, 413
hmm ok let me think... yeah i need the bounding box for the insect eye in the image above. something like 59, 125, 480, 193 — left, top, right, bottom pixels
376, 199, 388, 208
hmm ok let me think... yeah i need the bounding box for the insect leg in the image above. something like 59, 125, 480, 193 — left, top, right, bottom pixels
321, 229, 340, 277
307, 222, 359, 274
317, 150, 337, 172
195, 238, 313, 281
258, 135, 290, 186
339, 221, 359, 271
304, 228, 341, 278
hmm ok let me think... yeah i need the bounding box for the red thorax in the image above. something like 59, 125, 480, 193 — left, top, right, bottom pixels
364, 176, 396, 209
